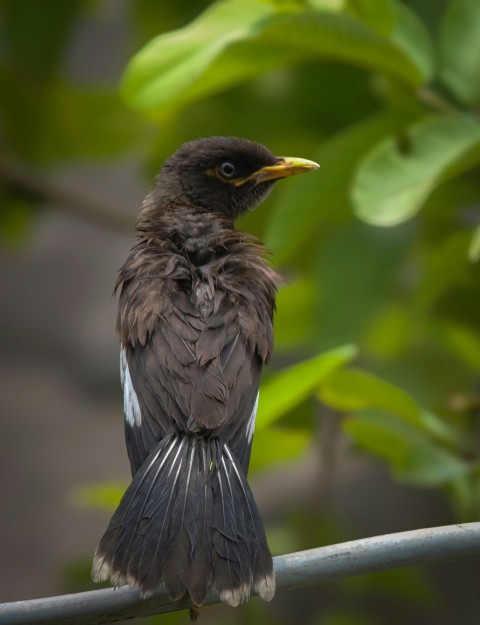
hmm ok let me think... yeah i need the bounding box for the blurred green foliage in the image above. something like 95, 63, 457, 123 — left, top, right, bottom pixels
120, 0, 479, 524
2, 0, 480, 622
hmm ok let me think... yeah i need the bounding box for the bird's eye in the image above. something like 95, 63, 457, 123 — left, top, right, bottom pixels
218, 161, 237, 179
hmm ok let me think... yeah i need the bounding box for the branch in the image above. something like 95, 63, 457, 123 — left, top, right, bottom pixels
415, 86, 459, 114
0, 157, 135, 234
1, 523, 480, 625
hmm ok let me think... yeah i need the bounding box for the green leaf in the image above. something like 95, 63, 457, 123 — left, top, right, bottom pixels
468, 224, 480, 262
353, 114, 480, 226
346, 0, 396, 35
398, 440, 470, 487
438, 322, 480, 372
250, 426, 310, 472
319, 367, 421, 425
259, 9, 429, 82
388, 0, 435, 83
439, 0, 480, 106
265, 110, 417, 263
347, 0, 434, 80
319, 367, 458, 446
257, 344, 357, 428
121, 0, 430, 115
344, 412, 470, 487
72, 482, 126, 511
343, 411, 412, 465
347, 0, 435, 81
121, 0, 291, 114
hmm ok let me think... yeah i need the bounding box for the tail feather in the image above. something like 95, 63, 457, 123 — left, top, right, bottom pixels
184, 444, 214, 605
92, 434, 275, 607
223, 445, 275, 602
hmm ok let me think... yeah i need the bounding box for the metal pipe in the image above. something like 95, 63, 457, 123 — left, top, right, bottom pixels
2, 523, 480, 625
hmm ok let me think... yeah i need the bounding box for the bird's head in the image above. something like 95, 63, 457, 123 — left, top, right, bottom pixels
154, 136, 319, 219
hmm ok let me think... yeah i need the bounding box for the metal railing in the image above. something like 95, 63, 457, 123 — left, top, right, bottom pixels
2, 523, 480, 625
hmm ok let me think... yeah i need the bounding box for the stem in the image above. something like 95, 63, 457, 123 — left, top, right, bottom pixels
416, 86, 460, 114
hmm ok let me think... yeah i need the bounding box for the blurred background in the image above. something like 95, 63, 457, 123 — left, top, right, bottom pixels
1, 1, 480, 624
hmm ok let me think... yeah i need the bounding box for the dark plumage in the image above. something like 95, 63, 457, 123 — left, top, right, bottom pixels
92, 137, 319, 609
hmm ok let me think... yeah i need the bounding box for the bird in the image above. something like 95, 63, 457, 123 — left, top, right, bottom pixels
91, 137, 319, 613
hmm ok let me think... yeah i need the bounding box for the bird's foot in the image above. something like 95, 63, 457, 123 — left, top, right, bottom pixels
189, 605, 201, 622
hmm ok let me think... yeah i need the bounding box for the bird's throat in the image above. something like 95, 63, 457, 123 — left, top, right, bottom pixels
137, 200, 237, 265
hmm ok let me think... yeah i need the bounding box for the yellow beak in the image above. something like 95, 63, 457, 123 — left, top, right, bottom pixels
235, 156, 320, 187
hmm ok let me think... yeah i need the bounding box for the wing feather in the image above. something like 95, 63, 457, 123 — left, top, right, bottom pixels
122, 286, 264, 476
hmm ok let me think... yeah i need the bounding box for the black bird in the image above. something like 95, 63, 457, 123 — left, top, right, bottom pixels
92, 137, 319, 610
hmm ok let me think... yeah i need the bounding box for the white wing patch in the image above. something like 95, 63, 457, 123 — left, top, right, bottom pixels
120, 347, 142, 427
246, 392, 259, 443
